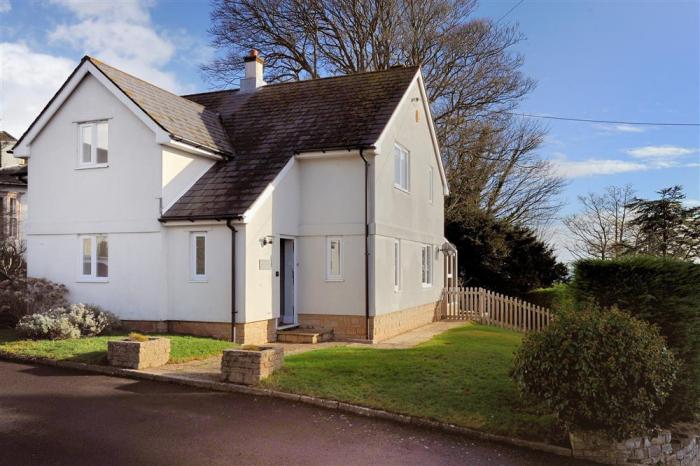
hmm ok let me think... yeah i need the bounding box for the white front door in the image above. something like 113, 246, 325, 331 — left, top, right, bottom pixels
280, 238, 295, 325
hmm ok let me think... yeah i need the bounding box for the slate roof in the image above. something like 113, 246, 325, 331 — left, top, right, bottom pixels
89, 58, 233, 155
0, 165, 27, 188
163, 66, 419, 219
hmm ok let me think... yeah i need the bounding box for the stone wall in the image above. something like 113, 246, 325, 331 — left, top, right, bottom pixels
570, 430, 699, 465
122, 319, 276, 345
298, 301, 441, 342
107, 338, 170, 369
220, 347, 284, 385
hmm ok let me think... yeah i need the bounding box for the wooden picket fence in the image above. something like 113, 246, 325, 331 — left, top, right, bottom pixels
441, 287, 553, 332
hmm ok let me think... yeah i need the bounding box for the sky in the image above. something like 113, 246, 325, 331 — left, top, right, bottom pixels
0, 0, 698, 261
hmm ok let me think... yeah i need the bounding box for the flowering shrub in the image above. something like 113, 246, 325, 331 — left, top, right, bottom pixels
511, 308, 678, 440
16, 304, 121, 340
0, 277, 69, 327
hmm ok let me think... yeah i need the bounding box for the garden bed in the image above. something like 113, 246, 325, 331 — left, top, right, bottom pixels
262, 323, 565, 445
0, 329, 235, 365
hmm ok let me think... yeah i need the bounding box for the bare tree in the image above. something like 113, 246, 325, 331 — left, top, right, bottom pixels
206, 0, 563, 226
563, 185, 638, 260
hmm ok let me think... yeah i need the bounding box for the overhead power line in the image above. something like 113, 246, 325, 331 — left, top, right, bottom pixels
507, 112, 700, 127
496, 0, 525, 24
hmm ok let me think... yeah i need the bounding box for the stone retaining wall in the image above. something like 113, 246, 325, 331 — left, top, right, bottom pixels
220, 347, 284, 385
570, 430, 699, 465
107, 338, 170, 369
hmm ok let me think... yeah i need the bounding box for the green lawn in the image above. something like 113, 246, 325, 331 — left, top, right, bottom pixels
0, 329, 235, 365
262, 323, 564, 444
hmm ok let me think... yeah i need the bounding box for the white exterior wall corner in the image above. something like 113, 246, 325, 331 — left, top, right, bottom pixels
371, 77, 446, 317
26, 73, 166, 320
161, 146, 215, 212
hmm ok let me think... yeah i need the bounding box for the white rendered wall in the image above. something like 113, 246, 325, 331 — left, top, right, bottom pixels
372, 78, 446, 316
161, 146, 215, 212
25, 74, 166, 320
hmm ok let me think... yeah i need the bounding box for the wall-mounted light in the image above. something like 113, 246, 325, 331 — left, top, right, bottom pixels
260, 235, 275, 247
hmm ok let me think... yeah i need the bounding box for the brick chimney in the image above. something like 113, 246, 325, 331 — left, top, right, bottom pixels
240, 49, 266, 92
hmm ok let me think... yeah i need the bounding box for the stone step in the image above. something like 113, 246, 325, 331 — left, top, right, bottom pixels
276, 327, 334, 344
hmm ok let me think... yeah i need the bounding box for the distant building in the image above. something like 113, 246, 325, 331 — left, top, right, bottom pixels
0, 131, 27, 242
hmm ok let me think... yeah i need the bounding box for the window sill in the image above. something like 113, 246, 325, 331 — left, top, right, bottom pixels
77, 278, 109, 283
75, 164, 109, 170
325, 278, 344, 283
189, 279, 208, 283
422, 283, 433, 288
393, 184, 410, 194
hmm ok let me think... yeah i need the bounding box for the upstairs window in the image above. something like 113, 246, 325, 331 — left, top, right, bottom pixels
80, 235, 109, 280
191, 232, 207, 281
79, 121, 108, 167
326, 237, 343, 281
421, 244, 433, 287
394, 144, 410, 192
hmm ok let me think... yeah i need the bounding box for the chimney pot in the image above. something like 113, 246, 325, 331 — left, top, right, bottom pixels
241, 49, 265, 92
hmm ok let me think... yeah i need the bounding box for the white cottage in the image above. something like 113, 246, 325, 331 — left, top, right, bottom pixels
13, 52, 456, 344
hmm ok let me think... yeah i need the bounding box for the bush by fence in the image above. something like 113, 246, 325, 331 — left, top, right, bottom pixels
511, 309, 678, 440
525, 283, 574, 313
16, 304, 121, 340
0, 277, 69, 328
571, 256, 700, 422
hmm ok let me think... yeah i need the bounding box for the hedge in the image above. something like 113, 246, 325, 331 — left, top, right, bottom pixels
571, 256, 700, 421
525, 283, 574, 313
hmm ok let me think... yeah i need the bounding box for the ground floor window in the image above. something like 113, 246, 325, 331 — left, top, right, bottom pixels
80, 234, 108, 280
326, 237, 343, 281
190, 232, 207, 281
421, 244, 433, 287
394, 239, 401, 291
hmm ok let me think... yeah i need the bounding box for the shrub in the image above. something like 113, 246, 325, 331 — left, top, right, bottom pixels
0, 277, 69, 327
526, 283, 574, 313
15, 304, 121, 340
17, 310, 81, 340
66, 304, 121, 336
127, 332, 149, 342
571, 256, 700, 421
511, 309, 678, 440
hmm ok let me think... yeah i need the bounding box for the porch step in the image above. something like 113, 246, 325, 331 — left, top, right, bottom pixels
276, 327, 334, 344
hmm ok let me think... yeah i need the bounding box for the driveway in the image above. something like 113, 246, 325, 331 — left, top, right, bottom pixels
0, 360, 589, 465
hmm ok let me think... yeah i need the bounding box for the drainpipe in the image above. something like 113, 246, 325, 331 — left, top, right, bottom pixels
226, 219, 238, 343
359, 149, 370, 341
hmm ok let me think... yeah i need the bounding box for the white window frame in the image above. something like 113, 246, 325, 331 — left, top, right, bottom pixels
190, 232, 207, 282
8, 197, 17, 237
393, 239, 401, 291
325, 236, 344, 282
428, 166, 434, 204
78, 234, 109, 282
393, 143, 410, 192
77, 120, 109, 168
421, 244, 433, 287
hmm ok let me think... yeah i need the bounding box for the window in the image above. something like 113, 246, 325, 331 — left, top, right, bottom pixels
79, 235, 108, 280
78, 121, 108, 166
421, 244, 433, 287
394, 144, 410, 191
0, 197, 4, 239
326, 237, 343, 281
190, 232, 207, 281
428, 167, 434, 204
393, 239, 401, 291
8, 198, 17, 237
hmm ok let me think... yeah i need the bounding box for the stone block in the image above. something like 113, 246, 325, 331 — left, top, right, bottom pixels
220, 347, 284, 385
107, 338, 170, 369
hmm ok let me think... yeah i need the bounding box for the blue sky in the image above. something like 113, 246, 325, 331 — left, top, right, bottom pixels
0, 0, 698, 260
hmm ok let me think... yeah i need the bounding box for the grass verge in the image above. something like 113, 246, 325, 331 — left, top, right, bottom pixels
0, 329, 234, 365
262, 323, 564, 444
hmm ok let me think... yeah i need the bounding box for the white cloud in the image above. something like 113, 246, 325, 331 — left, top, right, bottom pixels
0, 0, 11, 13
626, 145, 698, 158
0, 42, 75, 138
550, 154, 648, 178
684, 199, 700, 208
595, 123, 647, 133
47, 0, 183, 92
